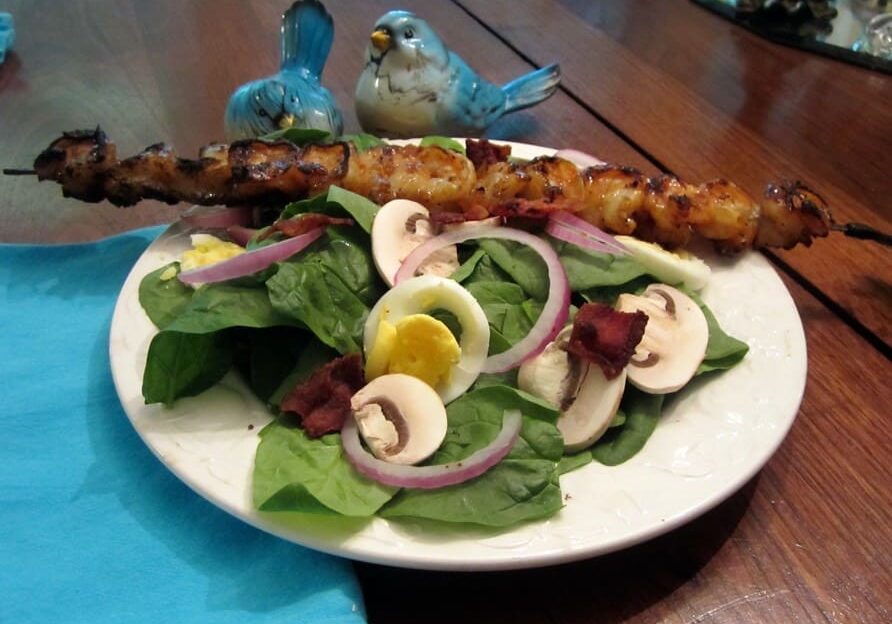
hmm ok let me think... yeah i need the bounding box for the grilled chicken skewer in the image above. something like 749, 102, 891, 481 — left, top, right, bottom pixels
11, 127, 838, 252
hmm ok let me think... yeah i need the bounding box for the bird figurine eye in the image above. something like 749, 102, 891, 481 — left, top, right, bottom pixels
403, 28, 414, 39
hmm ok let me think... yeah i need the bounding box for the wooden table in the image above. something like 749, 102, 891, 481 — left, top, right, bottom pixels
1, 1, 889, 621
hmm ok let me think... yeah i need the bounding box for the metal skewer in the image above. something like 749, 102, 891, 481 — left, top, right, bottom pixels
832, 222, 892, 246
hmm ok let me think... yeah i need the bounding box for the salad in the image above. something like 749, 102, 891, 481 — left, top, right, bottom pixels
136, 136, 748, 529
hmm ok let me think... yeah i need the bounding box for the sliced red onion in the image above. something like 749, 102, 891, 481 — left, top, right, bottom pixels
182, 206, 253, 229
553, 148, 606, 169
178, 227, 323, 285
226, 225, 258, 247
396, 225, 570, 373
547, 211, 628, 255
342, 409, 522, 489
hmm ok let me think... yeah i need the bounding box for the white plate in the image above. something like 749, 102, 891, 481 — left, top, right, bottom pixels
109, 142, 806, 571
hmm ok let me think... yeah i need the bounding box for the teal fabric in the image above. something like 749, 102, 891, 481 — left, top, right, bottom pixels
0, 226, 366, 623
0, 12, 12, 64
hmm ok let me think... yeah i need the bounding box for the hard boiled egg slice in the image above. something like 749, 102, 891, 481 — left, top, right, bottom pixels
614, 235, 710, 291
180, 233, 245, 271
363, 275, 490, 404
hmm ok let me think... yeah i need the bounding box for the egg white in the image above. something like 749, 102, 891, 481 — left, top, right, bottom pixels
364, 275, 490, 403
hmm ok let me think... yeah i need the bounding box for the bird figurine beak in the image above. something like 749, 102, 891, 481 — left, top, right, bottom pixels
370, 29, 391, 51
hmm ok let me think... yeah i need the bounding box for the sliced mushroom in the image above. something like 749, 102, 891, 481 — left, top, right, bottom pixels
350, 373, 448, 465
371, 199, 459, 286
616, 284, 708, 394
518, 327, 626, 452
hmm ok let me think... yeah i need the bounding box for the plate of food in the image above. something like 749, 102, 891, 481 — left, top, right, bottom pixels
32, 130, 822, 570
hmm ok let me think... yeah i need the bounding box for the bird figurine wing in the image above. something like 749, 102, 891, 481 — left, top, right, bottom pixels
224, 0, 343, 140
355, 10, 560, 138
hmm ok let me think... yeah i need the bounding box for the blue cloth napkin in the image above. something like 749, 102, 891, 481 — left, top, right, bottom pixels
0, 227, 366, 624
0, 13, 13, 64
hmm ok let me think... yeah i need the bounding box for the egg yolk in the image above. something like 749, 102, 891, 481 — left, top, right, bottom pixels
180, 234, 245, 271
365, 313, 461, 389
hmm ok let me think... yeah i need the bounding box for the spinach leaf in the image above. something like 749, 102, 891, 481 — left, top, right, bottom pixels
267, 262, 369, 354
138, 262, 194, 329
164, 282, 299, 333
419, 136, 465, 154
551, 239, 648, 290
558, 453, 592, 476
449, 248, 487, 283
280, 186, 380, 234
260, 127, 331, 145
428, 308, 463, 342
140, 277, 307, 405
461, 251, 514, 285
253, 424, 397, 516
471, 370, 518, 391
142, 331, 234, 405
245, 327, 312, 404
465, 281, 544, 355
686, 290, 749, 374
325, 186, 380, 234
479, 239, 548, 301
379, 386, 564, 527
591, 388, 664, 466
338, 133, 385, 151
580, 275, 654, 305
266, 234, 382, 354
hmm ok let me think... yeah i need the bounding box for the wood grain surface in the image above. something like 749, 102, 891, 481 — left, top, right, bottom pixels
1, 1, 889, 623
458, 0, 892, 347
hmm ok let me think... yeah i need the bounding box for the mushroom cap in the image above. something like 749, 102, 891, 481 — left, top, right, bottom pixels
351, 373, 448, 465
558, 366, 626, 453
616, 284, 708, 394
370, 199, 458, 286
518, 326, 626, 453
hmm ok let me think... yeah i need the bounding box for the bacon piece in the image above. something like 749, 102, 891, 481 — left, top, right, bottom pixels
567, 303, 648, 380
280, 353, 365, 437
428, 211, 470, 225
489, 198, 578, 220
272, 213, 354, 238
466, 138, 511, 171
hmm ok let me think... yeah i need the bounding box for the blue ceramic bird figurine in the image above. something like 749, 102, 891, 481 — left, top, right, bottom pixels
224, 0, 343, 140
355, 10, 560, 138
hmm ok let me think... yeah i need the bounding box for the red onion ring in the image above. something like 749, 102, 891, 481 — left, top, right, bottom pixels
178, 227, 323, 285
547, 211, 628, 255
342, 409, 522, 489
553, 148, 606, 169
396, 225, 570, 373
182, 206, 253, 229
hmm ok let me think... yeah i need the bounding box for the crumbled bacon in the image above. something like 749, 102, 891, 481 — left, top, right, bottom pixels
489, 199, 554, 221
567, 303, 648, 379
466, 139, 511, 171
280, 353, 365, 437
428, 211, 470, 225
273, 212, 354, 238
489, 198, 586, 222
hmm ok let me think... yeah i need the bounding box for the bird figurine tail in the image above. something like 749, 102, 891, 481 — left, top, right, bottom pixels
281, 0, 333, 77
501, 63, 561, 113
